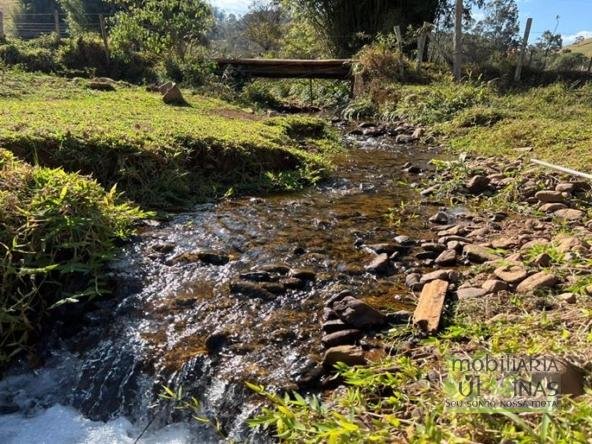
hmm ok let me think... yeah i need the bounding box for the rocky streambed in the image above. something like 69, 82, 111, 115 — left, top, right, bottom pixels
1, 119, 591, 443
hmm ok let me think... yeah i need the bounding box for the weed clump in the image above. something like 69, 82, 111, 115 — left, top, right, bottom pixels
0, 149, 147, 365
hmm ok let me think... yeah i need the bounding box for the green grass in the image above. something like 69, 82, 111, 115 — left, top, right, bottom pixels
0, 68, 339, 209
0, 148, 147, 365
380, 80, 592, 171
567, 38, 592, 58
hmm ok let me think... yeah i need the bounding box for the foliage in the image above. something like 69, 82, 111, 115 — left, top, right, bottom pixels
0, 148, 146, 366
108, 0, 213, 60
0, 69, 338, 208
536, 31, 563, 52
59, 0, 115, 34
549, 52, 590, 72
286, 0, 440, 57
242, 1, 285, 54
473, 0, 520, 51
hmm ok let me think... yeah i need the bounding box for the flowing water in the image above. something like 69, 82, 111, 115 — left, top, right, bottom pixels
0, 133, 439, 443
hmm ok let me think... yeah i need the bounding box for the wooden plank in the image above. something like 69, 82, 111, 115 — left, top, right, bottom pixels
216, 58, 353, 80
413, 279, 449, 334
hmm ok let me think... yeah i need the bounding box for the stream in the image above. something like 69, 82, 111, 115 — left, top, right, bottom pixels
0, 131, 439, 443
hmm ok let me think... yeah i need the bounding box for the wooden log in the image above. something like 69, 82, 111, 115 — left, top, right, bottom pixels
413, 279, 449, 334
216, 59, 353, 80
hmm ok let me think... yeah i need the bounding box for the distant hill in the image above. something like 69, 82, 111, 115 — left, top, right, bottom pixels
567, 38, 592, 58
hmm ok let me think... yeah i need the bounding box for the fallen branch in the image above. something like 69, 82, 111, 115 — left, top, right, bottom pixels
531, 159, 592, 181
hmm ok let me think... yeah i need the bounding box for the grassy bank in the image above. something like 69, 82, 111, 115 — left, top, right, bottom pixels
360, 78, 592, 170
0, 69, 339, 209
0, 149, 146, 365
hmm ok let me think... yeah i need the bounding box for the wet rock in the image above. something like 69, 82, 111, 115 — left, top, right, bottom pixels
429, 211, 449, 225
420, 269, 458, 284
342, 264, 364, 276
491, 212, 508, 222
322, 319, 348, 334
323, 308, 338, 321
558, 293, 576, 304
421, 242, 446, 253
281, 277, 305, 290
396, 134, 414, 144
457, 287, 488, 299
439, 235, 471, 245
482, 279, 509, 293
325, 290, 353, 307
333, 296, 387, 329
363, 127, 385, 137
151, 242, 175, 254
405, 273, 422, 291
364, 253, 390, 274
556, 183, 575, 193
292, 246, 306, 255
412, 127, 424, 140
466, 175, 490, 194
387, 310, 412, 324
539, 203, 567, 213
260, 264, 290, 274
367, 243, 407, 255
261, 282, 286, 295
239, 271, 273, 282
205, 332, 230, 354
435, 249, 457, 266
395, 235, 416, 246
554, 208, 584, 221
535, 190, 566, 203
0, 402, 19, 415
516, 272, 558, 293
463, 244, 501, 263
403, 165, 422, 174
230, 281, 275, 299
494, 264, 529, 284
416, 251, 437, 260
170, 250, 230, 266
322, 329, 362, 348
289, 269, 316, 281
322, 345, 366, 369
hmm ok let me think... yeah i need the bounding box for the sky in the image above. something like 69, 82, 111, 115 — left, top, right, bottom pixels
209, 0, 592, 45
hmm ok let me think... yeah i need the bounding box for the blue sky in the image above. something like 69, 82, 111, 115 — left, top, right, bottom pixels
210, 0, 592, 45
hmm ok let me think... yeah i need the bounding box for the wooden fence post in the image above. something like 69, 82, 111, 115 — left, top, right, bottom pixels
99, 14, 110, 60
0, 11, 5, 41
514, 17, 533, 82
54, 9, 60, 38
394, 25, 404, 78
587, 57, 592, 73
453, 0, 463, 81
416, 22, 431, 69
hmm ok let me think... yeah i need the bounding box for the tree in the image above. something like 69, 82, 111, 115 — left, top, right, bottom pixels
242, 1, 284, 54
59, 0, 116, 34
473, 0, 519, 51
285, 0, 441, 57
536, 31, 563, 52
108, 0, 213, 60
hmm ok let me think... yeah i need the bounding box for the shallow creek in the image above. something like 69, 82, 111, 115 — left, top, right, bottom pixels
0, 134, 439, 443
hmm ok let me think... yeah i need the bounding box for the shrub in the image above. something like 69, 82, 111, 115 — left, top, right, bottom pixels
57, 33, 110, 76
0, 149, 147, 365
0, 41, 58, 73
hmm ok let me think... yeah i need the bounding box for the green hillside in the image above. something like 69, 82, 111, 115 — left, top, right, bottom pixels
567, 37, 592, 57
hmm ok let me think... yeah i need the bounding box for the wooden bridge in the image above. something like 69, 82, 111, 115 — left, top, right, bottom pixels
216, 58, 354, 80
